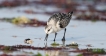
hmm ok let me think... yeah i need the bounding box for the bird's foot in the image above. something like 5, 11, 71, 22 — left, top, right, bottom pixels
53, 39, 55, 41
62, 38, 65, 41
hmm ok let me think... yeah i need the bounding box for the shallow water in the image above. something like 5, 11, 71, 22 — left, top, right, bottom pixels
0, 20, 106, 48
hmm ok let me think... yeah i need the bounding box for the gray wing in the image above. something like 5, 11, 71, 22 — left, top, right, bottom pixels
59, 16, 71, 28
59, 12, 72, 28
47, 13, 67, 25
47, 12, 72, 28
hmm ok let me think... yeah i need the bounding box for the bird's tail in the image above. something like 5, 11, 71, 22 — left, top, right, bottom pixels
68, 11, 73, 18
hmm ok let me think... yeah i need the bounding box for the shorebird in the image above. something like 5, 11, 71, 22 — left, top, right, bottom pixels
44, 11, 73, 41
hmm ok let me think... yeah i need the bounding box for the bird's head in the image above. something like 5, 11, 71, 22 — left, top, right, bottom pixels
44, 25, 53, 34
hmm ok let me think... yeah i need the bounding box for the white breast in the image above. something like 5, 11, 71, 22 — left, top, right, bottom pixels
52, 21, 63, 33
47, 19, 63, 33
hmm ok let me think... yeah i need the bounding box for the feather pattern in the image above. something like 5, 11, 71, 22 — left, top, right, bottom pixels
47, 12, 73, 28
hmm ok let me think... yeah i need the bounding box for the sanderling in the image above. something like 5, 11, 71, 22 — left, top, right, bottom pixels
44, 11, 73, 41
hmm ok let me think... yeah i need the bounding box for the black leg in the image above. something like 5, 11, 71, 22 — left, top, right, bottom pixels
62, 28, 66, 41
44, 34, 48, 41
54, 33, 57, 41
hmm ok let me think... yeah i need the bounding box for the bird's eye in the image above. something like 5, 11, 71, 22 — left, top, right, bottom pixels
48, 29, 50, 31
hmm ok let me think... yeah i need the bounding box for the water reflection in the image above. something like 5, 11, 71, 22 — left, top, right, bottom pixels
44, 41, 48, 48
44, 41, 69, 56
45, 50, 69, 56
62, 41, 65, 47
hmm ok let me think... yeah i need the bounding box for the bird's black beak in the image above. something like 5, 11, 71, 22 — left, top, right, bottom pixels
44, 34, 48, 41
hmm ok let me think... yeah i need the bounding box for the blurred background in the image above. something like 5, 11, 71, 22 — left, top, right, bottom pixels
0, 0, 106, 20
0, 0, 106, 56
